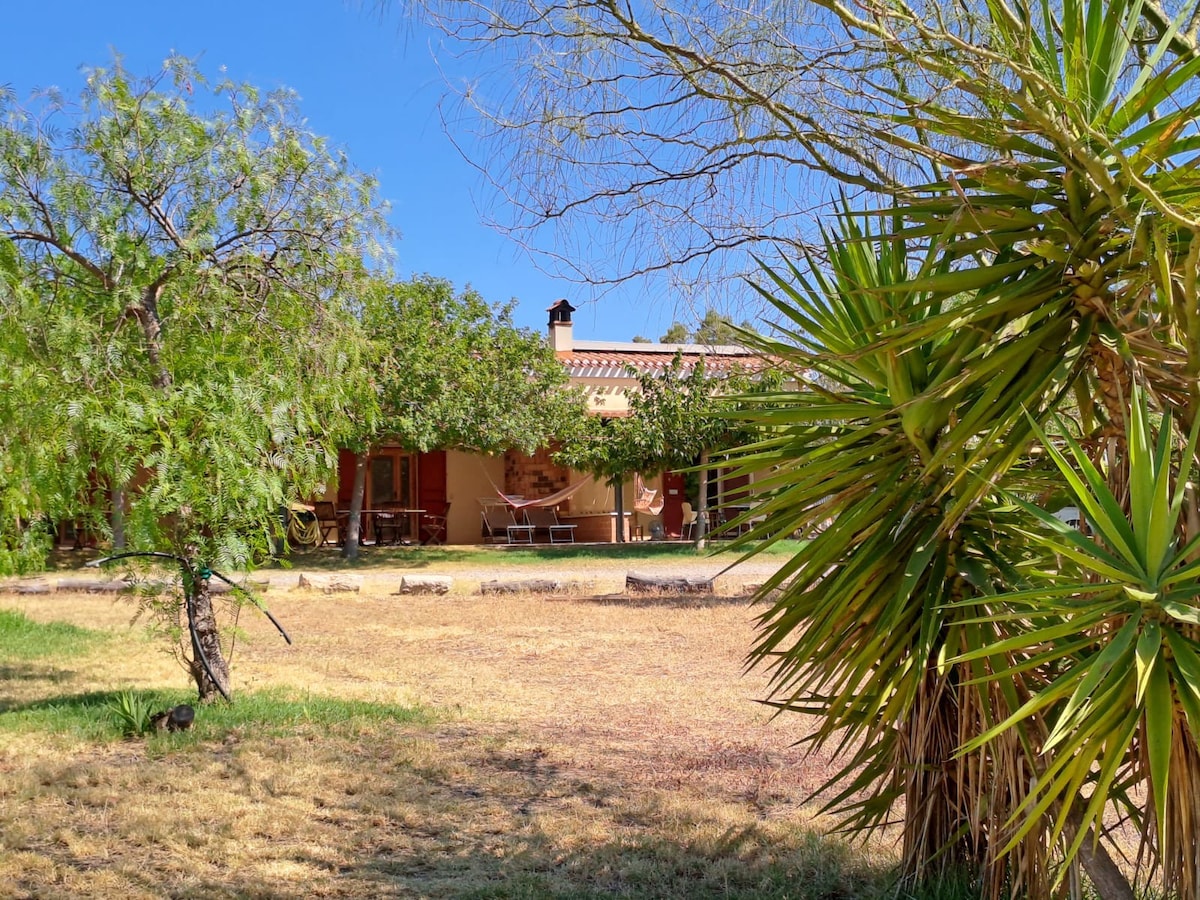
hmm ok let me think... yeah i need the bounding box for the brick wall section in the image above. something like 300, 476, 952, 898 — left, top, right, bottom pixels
504, 447, 572, 511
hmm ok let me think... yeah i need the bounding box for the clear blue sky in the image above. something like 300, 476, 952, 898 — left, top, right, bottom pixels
3, 0, 681, 342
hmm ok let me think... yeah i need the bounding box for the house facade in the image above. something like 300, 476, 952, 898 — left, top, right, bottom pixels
326, 301, 765, 545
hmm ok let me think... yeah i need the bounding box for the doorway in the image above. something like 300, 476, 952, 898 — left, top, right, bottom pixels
367, 450, 414, 508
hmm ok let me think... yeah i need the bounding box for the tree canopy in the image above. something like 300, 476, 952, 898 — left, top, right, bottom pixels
357, 274, 584, 456
0, 55, 385, 571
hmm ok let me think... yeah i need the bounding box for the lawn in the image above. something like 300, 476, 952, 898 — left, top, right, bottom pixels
0, 566, 968, 899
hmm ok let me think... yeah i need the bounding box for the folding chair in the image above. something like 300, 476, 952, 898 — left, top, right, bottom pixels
420, 502, 451, 545
311, 501, 345, 546
524, 507, 577, 543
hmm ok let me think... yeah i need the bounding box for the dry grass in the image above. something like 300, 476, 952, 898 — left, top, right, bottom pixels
0, 561, 908, 899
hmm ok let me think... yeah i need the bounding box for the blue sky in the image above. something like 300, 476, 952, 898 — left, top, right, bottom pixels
2, 0, 683, 342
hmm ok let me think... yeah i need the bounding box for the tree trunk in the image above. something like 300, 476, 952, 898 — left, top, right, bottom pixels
613, 474, 626, 543
341, 451, 368, 560
110, 482, 126, 551
696, 449, 710, 548
188, 574, 231, 702
1065, 810, 1136, 900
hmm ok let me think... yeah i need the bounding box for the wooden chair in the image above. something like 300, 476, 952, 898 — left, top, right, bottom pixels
311, 501, 344, 546
420, 502, 451, 545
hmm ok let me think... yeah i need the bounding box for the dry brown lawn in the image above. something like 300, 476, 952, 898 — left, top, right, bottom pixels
0, 557, 895, 899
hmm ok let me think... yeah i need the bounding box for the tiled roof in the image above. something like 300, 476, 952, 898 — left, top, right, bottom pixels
558, 347, 766, 379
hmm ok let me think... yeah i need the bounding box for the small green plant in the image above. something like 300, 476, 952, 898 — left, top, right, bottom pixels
106, 689, 153, 738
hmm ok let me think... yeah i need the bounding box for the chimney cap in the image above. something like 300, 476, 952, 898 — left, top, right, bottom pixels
547, 299, 575, 324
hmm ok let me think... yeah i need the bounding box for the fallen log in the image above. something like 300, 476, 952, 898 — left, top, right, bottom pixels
397, 575, 454, 595
13, 581, 53, 595
479, 578, 585, 595
54, 578, 133, 594
210, 577, 271, 595
625, 572, 715, 594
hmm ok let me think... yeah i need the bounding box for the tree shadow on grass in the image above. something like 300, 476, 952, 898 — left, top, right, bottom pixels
0, 663, 81, 689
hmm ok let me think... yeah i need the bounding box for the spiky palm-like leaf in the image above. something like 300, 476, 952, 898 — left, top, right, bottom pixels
957, 388, 1200, 895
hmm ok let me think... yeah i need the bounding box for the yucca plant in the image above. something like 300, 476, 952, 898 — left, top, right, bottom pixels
725, 203, 1082, 897
722, 1, 1200, 896
959, 388, 1200, 897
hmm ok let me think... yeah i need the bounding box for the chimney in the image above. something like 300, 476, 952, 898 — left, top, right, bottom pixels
547, 299, 575, 352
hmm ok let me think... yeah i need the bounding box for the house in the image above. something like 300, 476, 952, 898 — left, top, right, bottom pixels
324, 300, 766, 545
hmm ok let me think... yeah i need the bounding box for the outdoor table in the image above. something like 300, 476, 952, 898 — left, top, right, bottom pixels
371, 508, 426, 545
337, 509, 425, 545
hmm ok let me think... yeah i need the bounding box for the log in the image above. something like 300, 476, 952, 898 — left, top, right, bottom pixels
479, 578, 585, 595
297, 573, 363, 593
397, 575, 454, 595
625, 572, 715, 594
54, 578, 133, 594
10, 581, 52, 595
210, 577, 271, 595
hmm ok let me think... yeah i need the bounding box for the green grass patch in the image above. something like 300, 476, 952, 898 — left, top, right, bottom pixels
0, 607, 110, 659
0, 685, 435, 744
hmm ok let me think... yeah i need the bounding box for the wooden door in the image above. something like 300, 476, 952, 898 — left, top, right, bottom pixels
661, 470, 686, 537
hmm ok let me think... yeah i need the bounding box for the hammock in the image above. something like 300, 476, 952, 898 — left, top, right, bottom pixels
496, 478, 592, 510
633, 473, 665, 516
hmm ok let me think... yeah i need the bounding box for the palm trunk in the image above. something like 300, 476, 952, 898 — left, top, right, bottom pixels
341, 451, 368, 560
188, 574, 231, 702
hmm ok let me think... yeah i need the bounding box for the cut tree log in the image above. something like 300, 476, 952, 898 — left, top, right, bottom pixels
297, 573, 363, 593
210, 577, 271, 595
54, 578, 133, 594
479, 578, 586, 595
625, 572, 715, 594
397, 575, 454, 595
12, 581, 53, 595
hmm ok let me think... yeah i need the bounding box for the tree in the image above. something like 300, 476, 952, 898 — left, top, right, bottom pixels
718, 2, 1200, 897
555, 352, 768, 542
659, 310, 752, 345
339, 275, 585, 558
395, 0, 914, 306
659, 322, 690, 343
0, 56, 385, 700
630, 334, 651, 343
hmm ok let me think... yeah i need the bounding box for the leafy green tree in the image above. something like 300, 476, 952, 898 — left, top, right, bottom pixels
658, 322, 690, 343
0, 56, 384, 700
556, 353, 769, 542
659, 310, 752, 346
340, 276, 585, 558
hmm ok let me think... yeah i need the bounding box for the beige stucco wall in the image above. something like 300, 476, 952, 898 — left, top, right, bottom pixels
579, 380, 632, 416
445, 450, 505, 545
